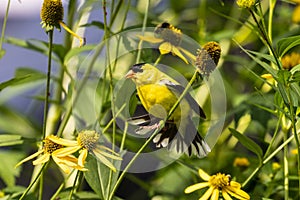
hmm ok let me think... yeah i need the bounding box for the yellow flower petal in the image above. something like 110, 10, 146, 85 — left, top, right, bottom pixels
93, 151, 117, 172
211, 188, 219, 200
32, 154, 50, 165
137, 35, 163, 43
53, 146, 81, 157
222, 190, 233, 200
159, 42, 172, 54
178, 46, 196, 61
261, 73, 273, 79
184, 182, 210, 193
98, 145, 121, 156
171, 46, 188, 64
78, 149, 88, 167
52, 156, 71, 174
15, 150, 44, 168
198, 169, 211, 181
94, 148, 122, 160
199, 186, 214, 200
47, 135, 78, 146
226, 186, 250, 200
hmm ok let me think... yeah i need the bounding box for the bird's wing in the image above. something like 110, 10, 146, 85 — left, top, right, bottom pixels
159, 79, 206, 119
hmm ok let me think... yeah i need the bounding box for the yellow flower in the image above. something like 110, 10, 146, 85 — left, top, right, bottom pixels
184, 169, 250, 200
233, 157, 250, 168
236, 0, 256, 8
272, 162, 281, 171
53, 130, 122, 172
138, 22, 195, 64
281, 52, 300, 70
40, 0, 85, 47
15, 135, 87, 174
196, 41, 221, 76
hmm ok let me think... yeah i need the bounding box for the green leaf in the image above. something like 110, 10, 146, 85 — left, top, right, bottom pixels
84, 154, 122, 199
0, 135, 23, 147
0, 49, 5, 59
277, 35, 300, 57
236, 44, 277, 77
229, 128, 263, 164
0, 151, 25, 187
63, 44, 96, 66
0, 75, 31, 92
81, 21, 105, 30
5, 37, 66, 63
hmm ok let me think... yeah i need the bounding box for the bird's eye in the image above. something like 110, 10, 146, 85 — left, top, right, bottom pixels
131, 63, 145, 73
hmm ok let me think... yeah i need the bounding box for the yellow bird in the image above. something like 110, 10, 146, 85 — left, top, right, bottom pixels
125, 63, 211, 157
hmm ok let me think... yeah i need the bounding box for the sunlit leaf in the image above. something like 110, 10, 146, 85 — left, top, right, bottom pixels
0, 151, 25, 187
0, 135, 23, 147
229, 128, 263, 164
0, 75, 30, 92
277, 35, 300, 57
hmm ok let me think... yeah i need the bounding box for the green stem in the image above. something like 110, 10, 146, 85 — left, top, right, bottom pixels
283, 128, 289, 200
42, 30, 53, 139
102, 1, 116, 198
248, 8, 281, 69
68, 171, 80, 200
108, 70, 199, 200
242, 133, 295, 187
287, 91, 300, 198
56, 42, 105, 137
263, 110, 283, 159
135, 0, 149, 63
50, 182, 64, 200
19, 163, 47, 200
0, 0, 10, 56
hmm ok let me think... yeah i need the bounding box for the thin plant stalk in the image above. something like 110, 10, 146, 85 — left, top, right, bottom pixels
135, 0, 149, 63
0, 0, 10, 57
243, 133, 295, 187
102, 1, 116, 198
108, 70, 199, 200
19, 163, 47, 200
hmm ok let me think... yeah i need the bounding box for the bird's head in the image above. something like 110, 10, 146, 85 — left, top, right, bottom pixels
125, 63, 162, 86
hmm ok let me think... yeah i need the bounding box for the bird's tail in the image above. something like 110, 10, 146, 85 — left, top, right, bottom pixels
153, 119, 211, 157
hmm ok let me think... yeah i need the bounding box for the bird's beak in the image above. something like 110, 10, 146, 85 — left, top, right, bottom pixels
125, 70, 135, 79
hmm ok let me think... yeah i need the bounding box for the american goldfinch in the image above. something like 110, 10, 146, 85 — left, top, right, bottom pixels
125, 63, 211, 157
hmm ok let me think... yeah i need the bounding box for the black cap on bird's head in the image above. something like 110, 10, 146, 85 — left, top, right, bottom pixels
125, 63, 145, 79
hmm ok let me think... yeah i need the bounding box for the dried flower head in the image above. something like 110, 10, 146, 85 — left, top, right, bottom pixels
196, 41, 221, 76
41, 0, 64, 32
40, 0, 85, 46
236, 0, 256, 8
154, 22, 182, 46
137, 22, 195, 64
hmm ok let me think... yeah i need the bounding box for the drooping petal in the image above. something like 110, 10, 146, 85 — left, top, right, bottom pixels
199, 186, 214, 200
198, 169, 211, 181
225, 186, 250, 200
47, 135, 78, 146
94, 148, 122, 160
15, 150, 44, 168
171, 46, 188, 64
222, 190, 233, 200
179, 47, 196, 62
53, 146, 81, 157
32, 154, 50, 165
211, 188, 219, 200
184, 182, 210, 193
159, 42, 172, 54
93, 151, 117, 172
78, 149, 88, 167
137, 35, 164, 43
52, 156, 71, 174
98, 145, 121, 156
